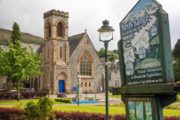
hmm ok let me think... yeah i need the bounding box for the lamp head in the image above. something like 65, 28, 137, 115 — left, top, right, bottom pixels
98, 20, 114, 41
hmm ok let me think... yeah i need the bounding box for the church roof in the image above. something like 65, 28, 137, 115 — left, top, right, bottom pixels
68, 32, 85, 56
0, 28, 43, 45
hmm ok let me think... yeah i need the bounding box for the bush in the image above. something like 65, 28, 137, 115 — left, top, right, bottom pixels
21, 91, 48, 99
166, 117, 180, 120
54, 98, 72, 103
0, 91, 48, 100
0, 108, 23, 120
24, 101, 41, 120
0, 108, 180, 120
113, 115, 126, 120
56, 112, 107, 120
24, 97, 54, 120
0, 92, 17, 99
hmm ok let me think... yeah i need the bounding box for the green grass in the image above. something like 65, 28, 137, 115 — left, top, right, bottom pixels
177, 94, 180, 102
0, 99, 66, 105
0, 98, 180, 117
164, 109, 180, 117
109, 94, 121, 99
0, 99, 39, 105
53, 105, 125, 115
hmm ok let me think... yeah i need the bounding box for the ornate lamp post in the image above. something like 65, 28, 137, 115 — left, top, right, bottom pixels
98, 20, 114, 120
77, 73, 81, 106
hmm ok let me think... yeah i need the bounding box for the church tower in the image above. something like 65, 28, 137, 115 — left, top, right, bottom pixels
42, 10, 70, 94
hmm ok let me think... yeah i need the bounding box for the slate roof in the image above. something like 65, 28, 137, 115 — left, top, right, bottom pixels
0, 28, 89, 55
68, 32, 85, 56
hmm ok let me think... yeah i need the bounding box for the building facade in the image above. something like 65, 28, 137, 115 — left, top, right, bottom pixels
40, 10, 104, 94
0, 10, 104, 95
109, 60, 121, 87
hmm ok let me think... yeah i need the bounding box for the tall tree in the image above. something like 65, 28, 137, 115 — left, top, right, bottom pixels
173, 39, 180, 59
173, 39, 180, 81
98, 48, 119, 62
0, 22, 41, 101
11, 22, 21, 46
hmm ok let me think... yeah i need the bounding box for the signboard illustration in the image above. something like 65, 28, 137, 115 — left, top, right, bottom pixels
120, 0, 165, 85
127, 97, 153, 120
113, 0, 179, 120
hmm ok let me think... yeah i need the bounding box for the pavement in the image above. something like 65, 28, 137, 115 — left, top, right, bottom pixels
50, 93, 123, 105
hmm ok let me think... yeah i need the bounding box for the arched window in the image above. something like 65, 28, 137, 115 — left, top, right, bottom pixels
85, 82, 87, 87
47, 47, 49, 58
80, 56, 91, 75
60, 47, 62, 58
79, 51, 93, 76
89, 82, 91, 87
57, 22, 65, 37
81, 82, 83, 87
47, 22, 51, 38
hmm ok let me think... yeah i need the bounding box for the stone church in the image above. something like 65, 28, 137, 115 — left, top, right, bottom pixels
41, 10, 104, 94
0, 9, 104, 95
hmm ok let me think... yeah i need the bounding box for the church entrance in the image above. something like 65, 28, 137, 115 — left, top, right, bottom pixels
58, 80, 65, 93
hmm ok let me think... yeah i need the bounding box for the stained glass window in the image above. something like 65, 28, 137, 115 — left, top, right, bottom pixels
80, 57, 91, 75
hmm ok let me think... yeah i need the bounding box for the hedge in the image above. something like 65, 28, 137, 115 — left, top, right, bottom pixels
0, 108, 179, 120
54, 98, 72, 103
0, 91, 48, 100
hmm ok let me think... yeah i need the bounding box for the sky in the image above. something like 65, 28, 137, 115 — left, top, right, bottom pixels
0, 0, 179, 50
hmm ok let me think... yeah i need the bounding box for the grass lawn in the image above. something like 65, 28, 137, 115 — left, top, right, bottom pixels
53, 105, 125, 115
0, 99, 180, 117
0, 99, 39, 105
52, 105, 180, 117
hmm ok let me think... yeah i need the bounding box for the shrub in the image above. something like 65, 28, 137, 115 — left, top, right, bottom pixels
166, 117, 180, 120
56, 112, 107, 120
24, 101, 41, 120
38, 97, 54, 119
0, 108, 23, 120
0, 108, 180, 120
24, 97, 54, 120
21, 91, 48, 99
0, 92, 17, 99
0, 91, 48, 100
112, 115, 126, 120
54, 98, 72, 103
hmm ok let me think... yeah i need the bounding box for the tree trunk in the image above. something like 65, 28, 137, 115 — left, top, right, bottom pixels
16, 81, 20, 101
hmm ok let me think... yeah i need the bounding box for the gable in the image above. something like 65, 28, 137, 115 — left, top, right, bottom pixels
70, 32, 101, 62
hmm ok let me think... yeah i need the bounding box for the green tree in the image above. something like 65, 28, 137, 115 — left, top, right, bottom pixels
0, 22, 41, 101
97, 48, 105, 58
173, 39, 180, 59
97, 48, 119, 62
173, 39, 180, 81
174, 58, 180, 81
11, 22, 21, 46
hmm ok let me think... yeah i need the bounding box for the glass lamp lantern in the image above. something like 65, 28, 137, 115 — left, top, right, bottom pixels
98, 20, 114, 41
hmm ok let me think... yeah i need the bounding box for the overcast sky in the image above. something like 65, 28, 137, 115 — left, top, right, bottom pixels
0, 0, 179, 50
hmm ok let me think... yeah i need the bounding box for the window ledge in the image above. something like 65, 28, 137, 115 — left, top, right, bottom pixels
80, 75, 94, 79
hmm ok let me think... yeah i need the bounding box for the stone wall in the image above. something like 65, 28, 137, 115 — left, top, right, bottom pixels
69, 33, 104, 93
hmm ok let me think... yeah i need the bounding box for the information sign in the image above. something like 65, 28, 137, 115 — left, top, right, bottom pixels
119, 0, 174, 86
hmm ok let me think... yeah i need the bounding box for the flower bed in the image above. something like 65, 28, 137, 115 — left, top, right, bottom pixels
0, 108, 179, 120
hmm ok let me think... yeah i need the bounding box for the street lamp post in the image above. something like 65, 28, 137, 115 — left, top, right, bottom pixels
77, 73, 81, 106
98, 20, 114, 120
